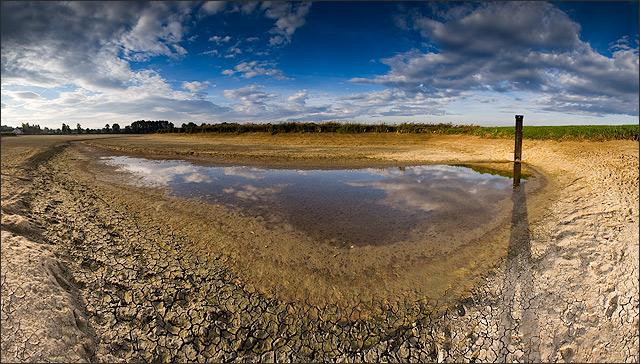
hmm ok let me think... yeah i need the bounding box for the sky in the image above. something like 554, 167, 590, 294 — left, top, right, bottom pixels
1, 1, 638, 128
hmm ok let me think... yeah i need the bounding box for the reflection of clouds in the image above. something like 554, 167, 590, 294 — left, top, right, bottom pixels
347, 166, 511, 213
104, 156, 511, 219
222, 184, 287, 201
361, 167, 403, 177
223, 166, 266, 180
183, 173, 212, 183
103, 156, 213, 186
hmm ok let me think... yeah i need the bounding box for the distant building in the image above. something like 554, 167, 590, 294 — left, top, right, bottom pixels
13, 128, 23, 135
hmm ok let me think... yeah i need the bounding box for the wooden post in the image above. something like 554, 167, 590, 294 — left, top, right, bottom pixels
513, 115, 523, 187
514, 115, 523, 162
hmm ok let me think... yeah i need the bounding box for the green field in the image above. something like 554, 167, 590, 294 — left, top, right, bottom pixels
4, 122, 638, 141
471, 124, 639, 141
174, 122, 639, 141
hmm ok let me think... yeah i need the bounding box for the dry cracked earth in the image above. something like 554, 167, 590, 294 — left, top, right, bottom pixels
1, 135, 638, 363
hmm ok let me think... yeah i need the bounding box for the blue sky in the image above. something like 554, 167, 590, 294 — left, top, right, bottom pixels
1, 1, 638, 128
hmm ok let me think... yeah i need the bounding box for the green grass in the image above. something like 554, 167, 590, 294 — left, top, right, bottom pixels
471, 125, 639, 141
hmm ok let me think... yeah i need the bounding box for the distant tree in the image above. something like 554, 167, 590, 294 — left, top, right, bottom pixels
129, 120, 175, 134
103, 124, 111, 133
21, 123, 42, 134
181, 122, 198, 133
76, 123, 83, 134
0, 125, 15, 133
61, 123, 72, 134
112, 123, 120, 133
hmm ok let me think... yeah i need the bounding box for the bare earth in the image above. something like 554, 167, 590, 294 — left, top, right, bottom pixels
1, 133, 638, 362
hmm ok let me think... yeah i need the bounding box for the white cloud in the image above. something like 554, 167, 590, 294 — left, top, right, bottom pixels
287, 90, 308, 105
2, 1, 636, 127
227, 47, 243, 56
200, 1, 226, 15
229, 2, 260, 15
222, 61, 289, 80
217, 85, 445, 121
118, 3, 191, 61
353, 2, 639, 116
0, 2, 233, 126
209, 35, 232, 43
201, 49, 219, 56
182, 81, 210, 93
261, 2, 312, 46
12, 91, 42, 100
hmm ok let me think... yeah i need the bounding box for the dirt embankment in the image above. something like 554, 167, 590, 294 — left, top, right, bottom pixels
1, 136, 118, 362
1, 134, 638, 362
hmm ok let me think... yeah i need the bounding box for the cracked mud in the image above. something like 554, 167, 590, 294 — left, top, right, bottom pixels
1, 134, 638, 362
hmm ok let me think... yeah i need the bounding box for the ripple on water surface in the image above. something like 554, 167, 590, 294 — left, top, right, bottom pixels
102, 156, 521, 246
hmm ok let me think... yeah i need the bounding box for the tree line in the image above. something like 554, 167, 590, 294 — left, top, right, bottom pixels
3, 120, 175, 135
170, 122, 481, 135
3, 121, 637, 141
3, 120, 482, 135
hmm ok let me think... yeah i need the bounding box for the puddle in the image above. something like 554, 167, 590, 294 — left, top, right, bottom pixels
102, 156, 524, 246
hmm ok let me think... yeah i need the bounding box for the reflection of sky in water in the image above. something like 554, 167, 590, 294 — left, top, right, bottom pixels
102, 156, 516, 246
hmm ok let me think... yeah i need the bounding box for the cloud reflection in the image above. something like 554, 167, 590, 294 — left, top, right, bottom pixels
222, 166, 266, 180
103, 156, 516, 245
103, 156, 213, 186
223, 184, 288, 201
347, 165, 511, 212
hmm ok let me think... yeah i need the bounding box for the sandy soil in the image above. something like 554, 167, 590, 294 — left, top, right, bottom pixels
1, 133, 638, 362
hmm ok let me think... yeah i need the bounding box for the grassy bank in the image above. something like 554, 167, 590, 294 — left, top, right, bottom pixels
169, 122, 639, 141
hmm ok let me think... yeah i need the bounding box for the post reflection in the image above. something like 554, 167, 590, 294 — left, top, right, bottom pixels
513, 162, 522, 188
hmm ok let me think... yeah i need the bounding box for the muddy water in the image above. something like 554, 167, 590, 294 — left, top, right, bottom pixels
103, 156, 520, 246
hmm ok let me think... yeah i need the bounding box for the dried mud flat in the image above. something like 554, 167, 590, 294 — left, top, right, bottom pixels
1, 134, 638, 363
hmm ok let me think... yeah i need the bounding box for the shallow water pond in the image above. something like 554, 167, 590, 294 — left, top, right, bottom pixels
103, 156, 521, 246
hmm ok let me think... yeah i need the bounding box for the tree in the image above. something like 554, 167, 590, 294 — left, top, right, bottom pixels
181, 122, 197, 133
61, 123, 71, 134
112, 123, 120, 133
21, 123, 42, 134
129, 120, 175, 134
103, 124, 111, 133
76, 123, 83, 134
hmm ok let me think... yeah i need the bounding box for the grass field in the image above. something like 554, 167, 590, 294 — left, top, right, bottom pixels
169, 122, 640, 141
471, 124, 640, 141
4, 123, 638, 141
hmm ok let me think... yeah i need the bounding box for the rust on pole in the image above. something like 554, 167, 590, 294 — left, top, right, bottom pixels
513, 115, 523, 187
